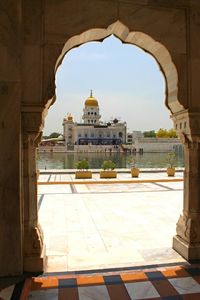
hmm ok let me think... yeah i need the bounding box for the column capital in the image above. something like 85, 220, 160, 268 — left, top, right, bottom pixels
171, 110, 200, 142
22, 111, 44, 133
23, 131, 42, 148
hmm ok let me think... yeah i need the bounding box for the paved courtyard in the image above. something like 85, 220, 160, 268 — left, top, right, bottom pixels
38, 173, 185, 273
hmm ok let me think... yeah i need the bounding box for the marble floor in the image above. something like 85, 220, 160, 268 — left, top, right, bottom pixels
38, 176, 185, 273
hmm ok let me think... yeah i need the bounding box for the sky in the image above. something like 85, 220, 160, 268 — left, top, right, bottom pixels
44, 35, 173, 135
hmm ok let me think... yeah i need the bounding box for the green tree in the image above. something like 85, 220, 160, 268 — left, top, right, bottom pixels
48, 132, 61, 138
143, 130, 156, 138
156, 128, 169, 138
42, 135, 49, 140
168, 128, 177, 138
156, 128, 177, 138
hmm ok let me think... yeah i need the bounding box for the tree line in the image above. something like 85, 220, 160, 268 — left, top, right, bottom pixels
143, 128, 177, 138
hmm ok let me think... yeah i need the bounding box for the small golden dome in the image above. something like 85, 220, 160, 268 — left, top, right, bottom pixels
85, 90, 98, 107
65, 113, 73, 121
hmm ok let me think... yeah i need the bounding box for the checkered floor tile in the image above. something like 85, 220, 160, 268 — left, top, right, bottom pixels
3, 265, 200, 299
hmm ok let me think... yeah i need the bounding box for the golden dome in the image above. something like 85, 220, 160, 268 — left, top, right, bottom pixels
65, 113, 73, 121
85, 91, 98, 107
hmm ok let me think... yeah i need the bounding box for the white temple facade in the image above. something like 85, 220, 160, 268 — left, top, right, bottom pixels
63, 92, 127, 149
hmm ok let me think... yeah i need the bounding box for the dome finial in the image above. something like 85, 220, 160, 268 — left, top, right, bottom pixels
90, 89, 93, 97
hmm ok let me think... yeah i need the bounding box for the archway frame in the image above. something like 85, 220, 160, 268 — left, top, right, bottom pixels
23, 21, 194, 274
52, 21, 183, 115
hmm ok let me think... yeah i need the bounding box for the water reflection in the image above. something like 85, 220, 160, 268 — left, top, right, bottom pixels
37, 151, 184, 169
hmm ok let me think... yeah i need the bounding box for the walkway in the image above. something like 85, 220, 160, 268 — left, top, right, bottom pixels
38, 172, 184, 273
1, 172, 192, 300
38, 170, 183, 185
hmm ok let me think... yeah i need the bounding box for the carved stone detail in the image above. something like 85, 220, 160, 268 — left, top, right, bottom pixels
44, 76, 56, 104
171, 110, 200, 141
21, 110, 45, 270
22, 112, 44, 134
22, 131, 42, 150
176, 213, 200, 244
24, 224, 44, 257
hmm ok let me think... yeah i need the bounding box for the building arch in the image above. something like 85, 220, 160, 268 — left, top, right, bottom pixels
3, 2, 200, 278
50, 21, 183, 116
24, 20, 187, 275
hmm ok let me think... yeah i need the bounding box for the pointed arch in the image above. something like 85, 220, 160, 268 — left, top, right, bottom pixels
55, 21, 183, 114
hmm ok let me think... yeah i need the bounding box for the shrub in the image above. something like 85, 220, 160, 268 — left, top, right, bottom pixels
101, 160, 116, 170
127, 157, 137, 168
76, 159, 90, 170
166, 152, 176, 168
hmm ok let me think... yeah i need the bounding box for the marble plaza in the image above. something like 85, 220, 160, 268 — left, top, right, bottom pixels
38, 173, 185, 273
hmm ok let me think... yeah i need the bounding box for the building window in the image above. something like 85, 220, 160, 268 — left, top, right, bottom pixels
94, 120, 96, 123
99, 134, 102, 138
91, 112, 93, 115
94, 112, 97, 115
113, 134, 116, 138
68, 127, 72, 131
78, 134, 81, 137
88, 120, 90, 123
88, 112, 90, 115
85, 133, 88, 138
91, 120, 93, 123
119, 132, 123, 138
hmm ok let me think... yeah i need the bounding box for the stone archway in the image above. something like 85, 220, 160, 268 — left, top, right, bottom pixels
3, 1, 200, 277
55, 21, 182, 115
20, 18, 199, 276
36, 21, 186, 269
40, 20, 200, 266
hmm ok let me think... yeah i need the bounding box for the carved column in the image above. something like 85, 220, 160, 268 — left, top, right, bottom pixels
22, 111, 46, 272
172, 110, 200, 260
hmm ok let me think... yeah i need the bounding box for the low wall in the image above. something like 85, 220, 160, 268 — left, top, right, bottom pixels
38, 145, 122, 153
38, 138, 183, 153
134, 138, 182, 153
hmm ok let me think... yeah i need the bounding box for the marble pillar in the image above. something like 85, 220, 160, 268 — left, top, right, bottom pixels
22, 112, 46, 272
172, 112, 200, 260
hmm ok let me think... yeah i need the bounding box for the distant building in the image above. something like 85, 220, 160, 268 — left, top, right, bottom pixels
127, 131, 144, 144
63, 92, 127, 149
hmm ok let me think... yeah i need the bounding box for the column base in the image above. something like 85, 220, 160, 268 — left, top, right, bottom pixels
24, 244, 46, 273
173, 235, 200, 261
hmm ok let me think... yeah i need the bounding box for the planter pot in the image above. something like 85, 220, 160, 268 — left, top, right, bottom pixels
167, 167, 175, 177
100, 170, 117, 178
131, 167, 139, 177
75, 171, 92, 179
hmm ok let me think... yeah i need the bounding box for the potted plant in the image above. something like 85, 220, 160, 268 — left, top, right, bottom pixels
128, 158, 139, 178
166, 152, 176, 176
75, 159, 92, 179
100, 160, 117, 178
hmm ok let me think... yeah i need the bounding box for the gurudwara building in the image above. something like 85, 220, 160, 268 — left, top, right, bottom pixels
63, 92, 126, 149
